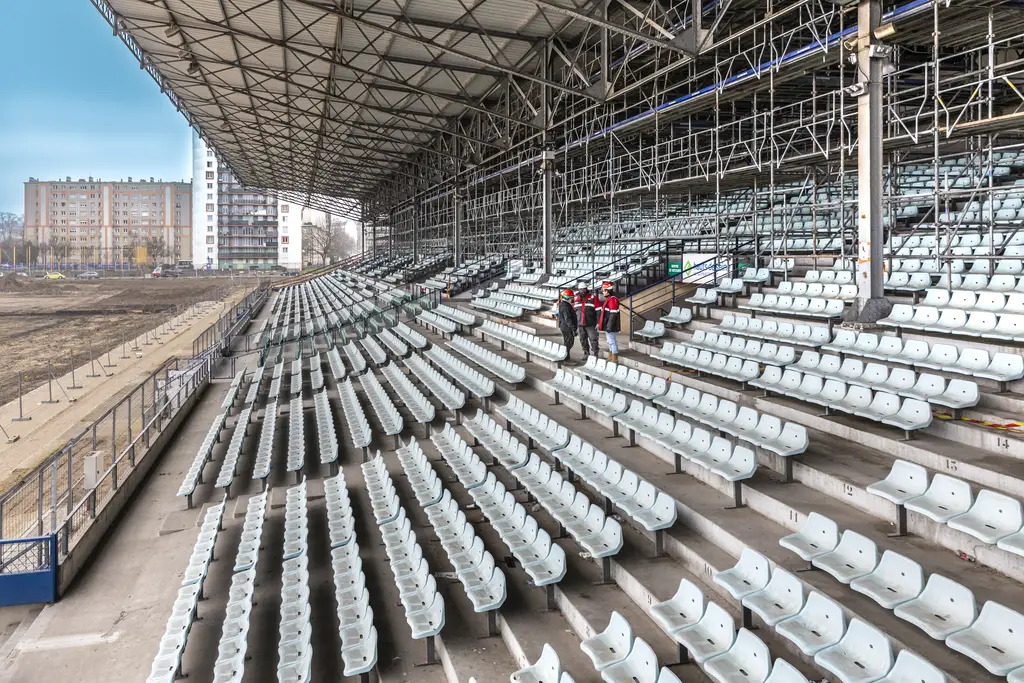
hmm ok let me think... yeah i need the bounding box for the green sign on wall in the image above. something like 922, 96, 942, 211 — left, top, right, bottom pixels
668, 261, 682, 276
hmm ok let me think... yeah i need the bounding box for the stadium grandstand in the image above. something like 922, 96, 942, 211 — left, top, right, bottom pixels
3, 0, 1024, 682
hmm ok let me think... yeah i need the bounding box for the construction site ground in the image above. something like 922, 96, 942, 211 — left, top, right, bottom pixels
0, 277, 239, 406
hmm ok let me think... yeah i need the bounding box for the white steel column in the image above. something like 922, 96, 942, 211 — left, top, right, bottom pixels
454, 191, 463, 266
853, 0, 892, 321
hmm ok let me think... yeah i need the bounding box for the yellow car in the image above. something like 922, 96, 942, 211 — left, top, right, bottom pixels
43, 272, 66, 280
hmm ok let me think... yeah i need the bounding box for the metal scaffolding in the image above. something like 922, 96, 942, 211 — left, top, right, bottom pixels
91, 0, 1024, 283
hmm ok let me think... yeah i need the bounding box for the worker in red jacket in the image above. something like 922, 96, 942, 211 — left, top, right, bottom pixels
574, 281, 599, 358
598, 281, 621, 362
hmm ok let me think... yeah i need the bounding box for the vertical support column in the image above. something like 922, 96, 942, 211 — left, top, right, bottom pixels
853, 0, 892, 321
413, 199, 421, 261
541, 148, 555, 275
454, 190, 463, 266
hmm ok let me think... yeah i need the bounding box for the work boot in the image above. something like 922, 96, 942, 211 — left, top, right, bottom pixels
608, 353, 618, 363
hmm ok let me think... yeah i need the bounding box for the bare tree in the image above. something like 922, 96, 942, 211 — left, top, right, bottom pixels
145, 236, 169, 265
0, 213, 23, 242
303, 216, 339, 266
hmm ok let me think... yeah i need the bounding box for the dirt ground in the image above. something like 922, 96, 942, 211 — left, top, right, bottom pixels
0, 276, 240, 405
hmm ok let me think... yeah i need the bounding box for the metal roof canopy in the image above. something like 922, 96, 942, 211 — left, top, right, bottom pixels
92, 0, 699, 219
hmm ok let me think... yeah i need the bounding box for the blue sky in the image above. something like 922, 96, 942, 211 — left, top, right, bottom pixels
0, 0, 192, 214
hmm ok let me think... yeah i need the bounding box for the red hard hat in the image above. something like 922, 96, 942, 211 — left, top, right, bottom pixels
563, 288, 574, 298
601, 281, 614, 290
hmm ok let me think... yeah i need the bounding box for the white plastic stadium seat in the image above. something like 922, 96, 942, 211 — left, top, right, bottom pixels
742, 569, 805, 626
511, 643, 562, 683
704, 628, 772, 683
714, 548, 771, 600
814, 619, 893, 683
850, 550, 924, 609
866, 460, 929, 505
904, 474, 973, 523
763, 659, 810, 683
580, 611, 632, 671
946, 489, 1023, 544
875, 651, 947, 683
779, 512, 839, 562
600, 637, 659, 683
650, 578, 706, 635
945, 601, 1024, 675
893, 573, 977, 640
811, 530, 878, 584
776, 591, 845, 656
673, 601, 736, 663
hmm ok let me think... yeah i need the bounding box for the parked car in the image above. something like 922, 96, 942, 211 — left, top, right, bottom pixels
77, 271, 100, 280
43, 272, 66, 280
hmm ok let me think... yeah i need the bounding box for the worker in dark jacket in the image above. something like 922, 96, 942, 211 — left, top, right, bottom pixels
574, 281, 599, 358
598, 281, 621, 362
557, 288, 578, 362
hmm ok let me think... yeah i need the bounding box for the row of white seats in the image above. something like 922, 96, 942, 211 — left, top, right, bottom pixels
313, 390, 337, 465
278, 481, 311, 682
926, 272, 1024, 294
289, 359, 302, 396
879, 304, 1024, 341
716, 314, 830, 347
359, 335, 388, 366
395, 439, 507, 612
921, 287, 1024, 315
653, 343, 761, 384
405, 354, 467, 410
635, 320, 667, 339
575, 358, 667, 400
823, 331, 1024, 383
503, 283, 559, 301
496, 396, 571, 452
781, 513, 1024, 678
309, 355, 324, 393
147, 500, 225, 683
211, 492, 266, 683
363, 454, 446, 640
243, 364, 265, 406
792, 351, 979, 410
435, 304, 476, 326
616, 400, 758, 485
801, 270, 855, 285
545, 430, 679, 534
685, 287, 720, 306
776, 282, 857, 300
324, 473, 378, 676
338, 379, 373, 448
688, 331, 798, 366
216, 408, 253, 491
742, 293, 846, 318
471, 295, 525, 318
285, 396, 305, 473
393, 322, 428, 349
869, 461, 1024, 554
359, 372, 404, 437
380, 362, 436, 424
341, 341, 368, 374
252, 401, 277, 481
659, 306, 693, 326
752, 366, 932, 433
419, 310, 459, 334
177, 411, 227, 501
376, 329, 409, 358
424, 347, 496, 398
891, 257, 1008, 276
431, 425, 567, 587
511, 450, 624, 559
221, 369, 246, 410
548, 370, 628, 418
491, 291, 544, 311
481, 320, 568, 362
893, 231, 1024, 250
448, 335, 526, 384
709, 548, 948, 683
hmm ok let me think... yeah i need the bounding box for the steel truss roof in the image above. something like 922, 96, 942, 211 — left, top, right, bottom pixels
91, 0, 711, 218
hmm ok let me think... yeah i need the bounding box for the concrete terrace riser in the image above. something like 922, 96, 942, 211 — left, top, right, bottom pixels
623, 346, 1024, 500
